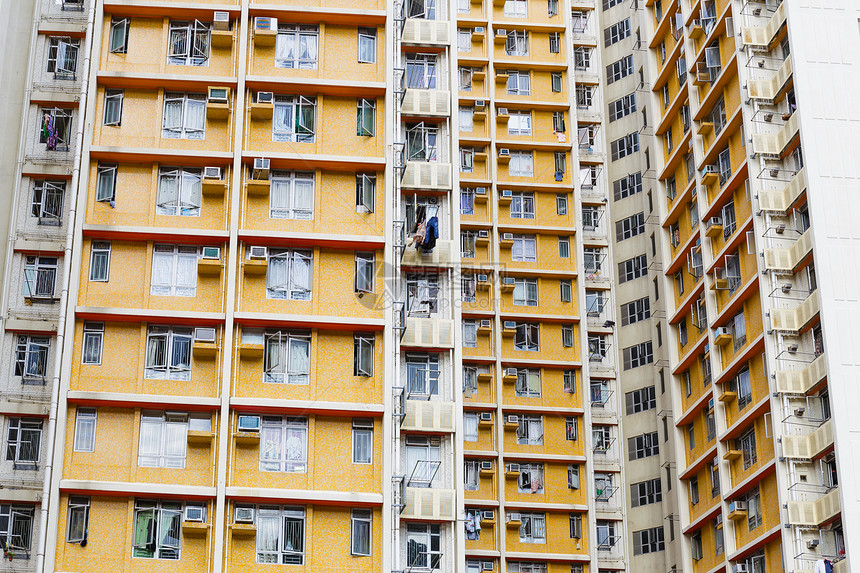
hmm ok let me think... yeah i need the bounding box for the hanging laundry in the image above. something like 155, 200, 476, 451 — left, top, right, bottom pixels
530, 470, 542, 493
420, 215, 438, 254
43, 113, 58, 151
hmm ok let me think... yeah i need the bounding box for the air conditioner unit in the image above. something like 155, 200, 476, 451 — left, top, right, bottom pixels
213, 11, 230, 30
786, 343, 798, 353
185, 504, 206, 522
495, 29, 507, 36
706, 216, 722, 228
254, 16, 277, 31
249, 246, 268, 259
478, 230, 489, 238
497, 107, 509, 116
234, 506, 255, 523
480, 461, 493, 470
482, 511, 495, 522
775, 223, 786, 234
194, 327, 217, 343
475, 186, 487, 195
475, 26, 485, 33
763, 112, 774, 122
714, 326, 730, 337
498, 148, 510, 157
482, 561, 494, 571
480, 319, 492, 328
253, 157, 270, 179
503, 323, 516, 332
505, 414, 519, 424
506, 463, 521, 472
729, 500, 746, 512
702, 164, 719, 175
502, 232, 514, 240
208, 87, 229, 103
794, 407, 805, 417
732, 565, 749, 573
204, 166, 222, 179
708, 398, 714, 410
506, 512, 521, 522
480, 412, 493, 421
237, 415, 261, 432
256, 91, 274, 104
807, 539, 819, 549
475, 100, 486, 109
477, 274, 489, 282
202, 246, 221, 259
502, 277, 515, 285
501, 189, 513, 197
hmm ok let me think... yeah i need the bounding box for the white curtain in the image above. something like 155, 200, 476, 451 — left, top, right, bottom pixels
285, 425, 307, 466
463, 414, 478, 441
267, 255, 289, 296
288, 338, 310, 383
300, 34, 317, 66
292, 179, 313, 219
256, 513, 280, 562
162, 97, 183, 137
157, 171, 179, 213
151, 251, 174, 295
175, 253, 197, 296
185, 98, 206, 139
260, 425, 283, 469
180, 170, 201, 214
145, 333, 167, 370
270, 179, 291, 218
163, 422, 187, 467
74, 412, 95, 451
273, 103, 294, 140
138, 419, 162, 466
276, 34, 296, 65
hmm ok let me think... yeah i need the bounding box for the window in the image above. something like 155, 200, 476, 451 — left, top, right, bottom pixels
629, 432, 659, 460
722, 200, 737, 239
263, 331, 311, 384
717, 147, 732, 185
275, 24, 318, 69
96, 163, 117, 203
556, 193, 568, 215
351, 510, 372, 556
563, 369, 576, 394
47, 37, 80, 79
505, 31, 529, 56
517, 416, 543, 445
571, 10, 589, 32
352, 253, 375, 296
463, 320, 477, 348
625, 386, 656, 414
22, 256, 57, 301
689, 474, 700, 505
464, 461, 479, 490
269, 171, 315, 219
407, 54, 438, 89
81, 322, 104, 365
265, 249, 312, 300
588, 335, 608, 362
713, 517, 724, 556
89, 241, 111, 282
39, 107, 72, 151
515, 368, 541, 397
513, 278, 538, 306
737, 366, 752, 409
613, 172, 642, 200
603, 0, 623, 8
460, 231, 477, 258
616, 212, 645, 241
459, 106, 473, 132
618, 254, 647, 283
620, 297, 650, 326
630, 478, 662, 507
554, 152, 566, 176
461, 274, 477, 303
151, 244, 198, 297
406, 524, 441, 569
633, 527, 664, 555
690, 531, 703, 561
460, 148, 474, 173
573, 47, 591, 70
460, 188, 475, 215
167, 20, 211, 66
31, 180, 65, 224
355, 98, 376, 136
515, 323, 540, 351
562, 324, 574, 347
576, 85, 593, 108
358, 27, 376, 63
504, 0, 527, 17
156, 166, 202, 216
15, 335, 49, 381
458, 66, 473, 91
549, 32, 560, 52
352, 419, 373, 463
512, 234, 537, 262
463, 412, 479, 442
0, 505, 34, 555
109, 18, 130, 53
606, 55, 633, 83
608, 93, 636, 122
162, 93, 206, 139
597, 520, 617, 549
567, 464, 581, 490
519, 513, 547, 543
66, 496, 90, 543
733, 310, 747, 351
509, 563, 548, 573
406, 122, 438, 161
569, 514, 582, 539
508, 111, 532, 135
260, 417, 308, 472
6, 418, 42, 467
604, 18, 630, 46
560, 280, 572, 303
274, 95, 316, 142
356, 174, 376, 213
256, 506, 306, 564
506, 71, 530, 95
508, 192, 535, 220
514, 464, 544, 493
679, 319, 688, 347
746, 486, 762, 530
138, 411, 188, 468
586, 291, 604, 316
551, 72, 563, 92
739, 426, 757, 470
622, 341, 653, 369
565, 417, 577, 439
509, 151, 534, 176
145, 326, 192, 380
458, 0, 471, 13
352, 333, 375, 377
73, 408, 96, 452
610, 132, 639, 160
103, 89, 124, 126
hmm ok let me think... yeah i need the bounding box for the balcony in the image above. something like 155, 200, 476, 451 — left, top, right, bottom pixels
402, 162, 452, 190
401, 240, 455, 267
771, 293, 820, 334
782, 420, 834, 460
401, 487, 456, 520
748, 57, 793, 103
402, 400, 456, 432
775, 354, 827, 395
751, 113, 799, 158
401, 89, 451, 117
740, 3, 787, 51
759, 168, 806, 214
787, 488, 841, 527
402, 19, 450, 47
402, 317, 455, 348
763, 228, 813, 273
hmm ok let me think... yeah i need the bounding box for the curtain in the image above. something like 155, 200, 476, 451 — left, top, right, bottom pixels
527, 372, 540, 394
185, 98, 206, 139
171, 333, 191, 372
359, 34, 374, 63
256, 513, 280, 562
270, 179, 291, 218
267, 255, 289, 294
168, 26, 189, 58
288, 337, 310, 382
463, 415, 478, 440
352, 518, 370, 554
276, 34, 296, 65
138, 420, 161, 466
292, 179, 313, 219
162, 97, 183, 136
151, 251, 174, 294
284, 425, 306, 466
163, 422, 187, 467
157, 171, 179, 212
74, 413, 95, 451
300, 34, 317, 67
523, 238, 536, 260
273, 103, 294, 140
260, 425, 283, 469
145, 333, 167, 369
282, 516, 303, 552
133, 508, 156, 556
353, 429, 371, 462
175, 254, 197, 296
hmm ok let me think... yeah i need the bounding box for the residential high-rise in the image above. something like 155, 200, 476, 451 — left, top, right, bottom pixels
0, 1, 858, 573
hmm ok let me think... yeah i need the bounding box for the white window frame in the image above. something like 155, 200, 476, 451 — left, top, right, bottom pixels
273, 95, 317, 143
352, 420, 373, 464
156, 166, 202, 217
31, 180, 65, 223
510, 191, 535, 218
263, 331, 311, 384
167, 20, 211, 66
259, 417, 308, 473
144, 326, 193, 381
151, 244, 199, 297
162, 92, 206, 139
275, 24, 319, 69
138, 411, 188, 468
358, 28, 377, 63
508, 111, 532, 135
73, 408, 97, 452
509, 151, 534, 176
15, 335, 49, 380
270, 171, 314, 220
81, 321, 105, 365
6, 418, 42, 467
350, 509, 372, 556
266, 249, 312, 300
512, 234, 537, 262
516, 415, 543, 445
255, 506, 306, 564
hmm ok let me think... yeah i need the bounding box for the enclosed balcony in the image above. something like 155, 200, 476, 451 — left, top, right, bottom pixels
787, 488, 841, 527
401, 19, 449, 47
771, 293, 819, 334
782, 420, 833, 461
740, 2, 787, 52
763, 228, 813, 273
752, 113, 799, 159
759, 167, 806, 214
748, 57, 793, 103
775, 354, 827, 395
